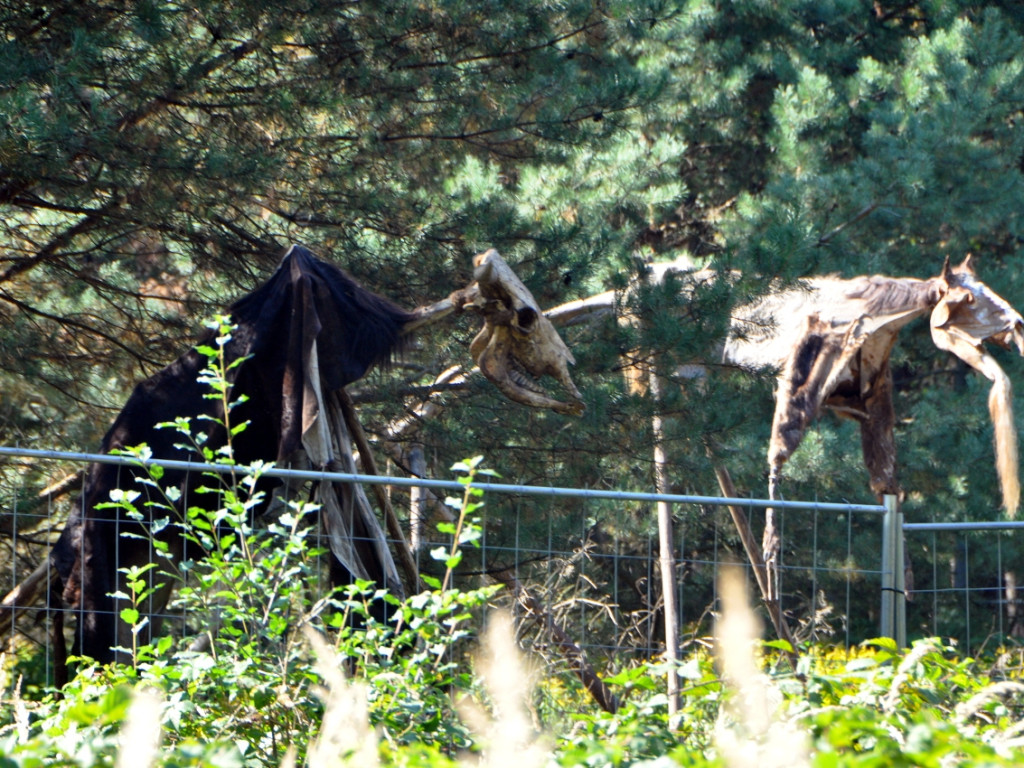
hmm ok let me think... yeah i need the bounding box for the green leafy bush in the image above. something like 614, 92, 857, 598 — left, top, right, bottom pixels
4, 325, 1024, 767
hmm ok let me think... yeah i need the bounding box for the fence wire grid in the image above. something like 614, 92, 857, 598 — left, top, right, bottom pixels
1, 446, 1021, 687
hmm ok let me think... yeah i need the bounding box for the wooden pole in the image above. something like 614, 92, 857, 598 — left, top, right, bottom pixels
648, 370, 680, 717
407, 445, 427, 553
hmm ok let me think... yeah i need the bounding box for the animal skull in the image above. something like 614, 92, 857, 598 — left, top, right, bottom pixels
930, 254, 1024, 515
931, 254, 1024, 356
465, 249, 584, 416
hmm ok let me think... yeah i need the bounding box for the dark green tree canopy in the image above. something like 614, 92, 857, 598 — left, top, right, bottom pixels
0, 0, 670, 440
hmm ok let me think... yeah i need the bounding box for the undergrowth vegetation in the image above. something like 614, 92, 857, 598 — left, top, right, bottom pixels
6, 567, 1024, 767
4, 328, 1024, 767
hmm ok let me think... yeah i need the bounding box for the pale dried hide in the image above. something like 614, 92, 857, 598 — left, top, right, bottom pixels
725, 255, 1023, 514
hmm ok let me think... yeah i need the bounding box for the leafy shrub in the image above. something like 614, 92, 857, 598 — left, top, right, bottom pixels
4, 323, 1024, 767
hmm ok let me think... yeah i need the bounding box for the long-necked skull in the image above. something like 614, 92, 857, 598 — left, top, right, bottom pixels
465, 249, 584, 416
930, 254, 1024, 515
930, 254, 1024, 356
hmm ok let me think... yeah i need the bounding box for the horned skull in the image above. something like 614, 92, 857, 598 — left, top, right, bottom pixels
465, 249, 584, 416
931, 254, 1024, 356
930, 254, 1024, 516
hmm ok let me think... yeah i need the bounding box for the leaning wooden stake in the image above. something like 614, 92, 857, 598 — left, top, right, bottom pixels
490, 567, 619, 714
0, 471, 81, 536
336, 388, 423, 594
713, 465, 800, 670
1, 473, 82, 639
0, 559, 48, 638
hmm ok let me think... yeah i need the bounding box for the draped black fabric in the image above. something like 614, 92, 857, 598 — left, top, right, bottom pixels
50, 245, 412, 665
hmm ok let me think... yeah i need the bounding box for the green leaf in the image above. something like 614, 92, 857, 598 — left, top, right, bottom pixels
450, 456, 484, 474
108, 488, 141, 504
458, 527, 482, 546
862, 637, 899, 652
445, 550, 463, 569
845, 657, 879, 672
420, 574, 442, 589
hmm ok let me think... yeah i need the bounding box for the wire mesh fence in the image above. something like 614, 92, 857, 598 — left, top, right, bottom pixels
903, 521, 1024, 652
11, 444, 1014, 688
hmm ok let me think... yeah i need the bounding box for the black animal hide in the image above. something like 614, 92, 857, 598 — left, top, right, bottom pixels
50, 245, 413, 666
766, 314, 844, 471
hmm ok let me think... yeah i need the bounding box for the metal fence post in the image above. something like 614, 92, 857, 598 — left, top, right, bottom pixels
880, 494, 906, 647
895, 497, 906, 648
881, 497, 893, 642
